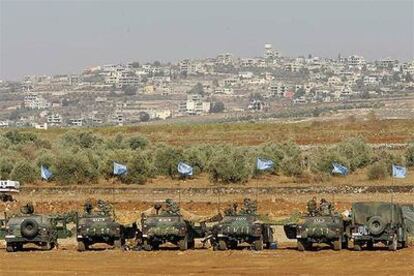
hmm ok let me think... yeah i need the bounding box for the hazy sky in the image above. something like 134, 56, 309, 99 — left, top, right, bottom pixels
1, 0, 413, 80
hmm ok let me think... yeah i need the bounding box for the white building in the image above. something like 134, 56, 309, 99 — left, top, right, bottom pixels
24, 94, 49, 109
47, 113, 63, 126
185, 94, 211, 115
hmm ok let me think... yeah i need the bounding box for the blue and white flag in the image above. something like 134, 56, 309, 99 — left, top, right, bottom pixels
392, 164, 407, 178
332, 163, 349, 175
177, 162, 193, 176
40, 165, 53, 181
113, 162, 127, 176
256, 158, 274, 171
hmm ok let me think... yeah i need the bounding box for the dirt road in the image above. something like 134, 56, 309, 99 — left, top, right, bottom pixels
0, 245, 413, 275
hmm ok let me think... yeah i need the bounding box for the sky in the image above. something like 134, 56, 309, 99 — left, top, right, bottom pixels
1, 0, 413, 80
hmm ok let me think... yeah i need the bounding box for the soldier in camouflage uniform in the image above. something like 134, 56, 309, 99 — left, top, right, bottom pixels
20, 202, 34, 215
97, 200, 113, 216
224, 203, 238, 216
307, 197, 318, 216
240, 198, 257, 215
319, 198, 332, 216
84, 201, 93, 215
163, 198, 180, 215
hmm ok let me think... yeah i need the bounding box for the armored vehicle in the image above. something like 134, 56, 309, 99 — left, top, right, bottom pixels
4, 203, 59, 252
284, 198, 350, 251
139, 199, 199, 251
76, 200, 125, 251
351, 202, 408, 251
285, 214, 350, 251
209, 199, 274, 251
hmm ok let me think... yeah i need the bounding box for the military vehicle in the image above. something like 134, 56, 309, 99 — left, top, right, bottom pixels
284, 199, 350, 251
351, 202, 408, 251
139, 199, 200, 251
76, 200, 126, 251
4, 203, 59, 252
209, 199, 274, 251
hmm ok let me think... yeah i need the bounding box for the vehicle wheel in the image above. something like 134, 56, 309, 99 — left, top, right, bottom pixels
342, 237, 349, 249
114, 239, 122, 249
77, 240, 87, 252
187, 239, 195, 249
178, 236, 188, 251
21, 219, 39, 239
218, 239, 228, 251
354, 243, 362, 251
42, 242, 53, 250
367, 241, 374, 250
367, 216, 386, 235
253, 239, 264, 251
333, 239, 342, 251
6, 243, 15, 252
388, 236, 398, 251
297, 239, 308, 252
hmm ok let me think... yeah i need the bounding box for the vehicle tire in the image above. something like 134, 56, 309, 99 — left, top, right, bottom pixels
388, 236, 398, 251
354, 243, 362, 251
367, 241, 374, 250
188, 239, 195, 250
342, 237, 349, 249
367, 216, 386, 235
297, 239, 308, 252
114, 239, 122, 249
253, 238, 264, 251
142, 240, 152, 251
20, 219, 39, 238
42, 242, 52, 251
178, 236, 188, 251
77, 240, 87, 252
333, 239, 342, 251
6, 243, 15, 252
218, 239, 228, 251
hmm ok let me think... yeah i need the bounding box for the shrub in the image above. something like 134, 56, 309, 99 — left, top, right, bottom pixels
54, 150, 99, 185
123, 151, 155, 184
310, 147, 349, 174
367, 161, 388, 180
372, 150, 404, 175
208, 146, 252, 183
280, 156, 303, 177
154, 145, 183, 178
335, 137, 372, 171
406, 143, 414, 167
4, 130, 38, 145
182, 145, 212, 174
128, 136, 149, 150
61, 131, 101, 149
0, 157, 14, 179
10, 160, 37, 184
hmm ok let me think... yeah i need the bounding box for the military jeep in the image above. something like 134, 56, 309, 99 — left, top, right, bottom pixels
76, 201, 125, 251
285, 214, 350, 251
4, 214, 58, 252
209, 199, 274, 251
140, 213, 197, 251
351, 202, 408, 251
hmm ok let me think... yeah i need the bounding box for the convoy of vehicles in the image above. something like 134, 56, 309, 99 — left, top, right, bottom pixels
0, 198, 413, 252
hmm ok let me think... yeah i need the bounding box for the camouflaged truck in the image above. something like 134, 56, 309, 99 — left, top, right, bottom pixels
209, 199, 274, 251
139, 199, 201, 251
284, 213, 350, 251
3, 204, 66, 252
76, 200, 126, 251
351, 202, 408, 251
284, 199, 350, 251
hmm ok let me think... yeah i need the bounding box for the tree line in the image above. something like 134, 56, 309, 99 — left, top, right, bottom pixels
0, 130, 413, 185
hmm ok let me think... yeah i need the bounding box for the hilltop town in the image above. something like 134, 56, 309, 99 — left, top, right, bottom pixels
1, 43, 414, 128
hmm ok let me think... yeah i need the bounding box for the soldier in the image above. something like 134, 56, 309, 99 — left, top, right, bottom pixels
84, 201, 93, 215
319, 198, 331, 216
97, 200, 112, 216
241, 198, 257, 215
164, 198, 180, 215
20, 202, 34, 215
154, 203, 162, 215
224, 203, 238, 216
307, 197, 318, 216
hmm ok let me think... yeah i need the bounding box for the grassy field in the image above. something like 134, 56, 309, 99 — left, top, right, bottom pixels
3, 118, 414, 146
